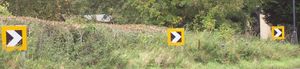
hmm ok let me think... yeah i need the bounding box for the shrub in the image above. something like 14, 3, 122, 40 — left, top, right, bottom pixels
0, 5, 11, 16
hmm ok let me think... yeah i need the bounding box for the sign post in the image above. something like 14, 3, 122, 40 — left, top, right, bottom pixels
292, 0, 298, 44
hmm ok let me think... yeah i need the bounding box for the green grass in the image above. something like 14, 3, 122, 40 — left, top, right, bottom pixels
1, 19, 300, 69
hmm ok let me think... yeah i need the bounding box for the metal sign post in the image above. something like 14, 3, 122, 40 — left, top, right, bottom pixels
292, 0, 298, 44
21, 51, 26, 68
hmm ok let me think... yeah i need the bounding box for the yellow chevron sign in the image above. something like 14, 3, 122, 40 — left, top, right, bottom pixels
271, 26, 285, 40
1, 26, 27, 52
167, 28, 185, 46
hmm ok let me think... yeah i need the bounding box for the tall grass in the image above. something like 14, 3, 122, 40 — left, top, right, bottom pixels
1, 19, 300, 69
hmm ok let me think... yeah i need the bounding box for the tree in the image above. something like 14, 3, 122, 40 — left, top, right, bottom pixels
1, 0, 264, 34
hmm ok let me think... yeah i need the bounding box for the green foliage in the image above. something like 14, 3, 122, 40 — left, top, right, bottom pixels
202, 13, 216, 31
261, 0, 299, 25
1, 0, 124, 21
0, 4, 11, 16
2, 0, 61, 20
1, 0, 264, 32
217, 23, 236, 40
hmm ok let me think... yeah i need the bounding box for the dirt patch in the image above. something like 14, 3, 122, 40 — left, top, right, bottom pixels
102, 24, 166, 33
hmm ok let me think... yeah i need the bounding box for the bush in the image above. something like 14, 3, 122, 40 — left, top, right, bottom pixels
0, 5, 11, 16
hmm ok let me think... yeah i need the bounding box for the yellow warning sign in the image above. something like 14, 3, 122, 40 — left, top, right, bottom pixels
1, 26, 27, 52
271, 26, 285, 40
167, 28, 184, 46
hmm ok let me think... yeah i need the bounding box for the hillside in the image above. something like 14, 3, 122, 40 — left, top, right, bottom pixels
0, 16, 166, 33
1, 16, 300, 69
